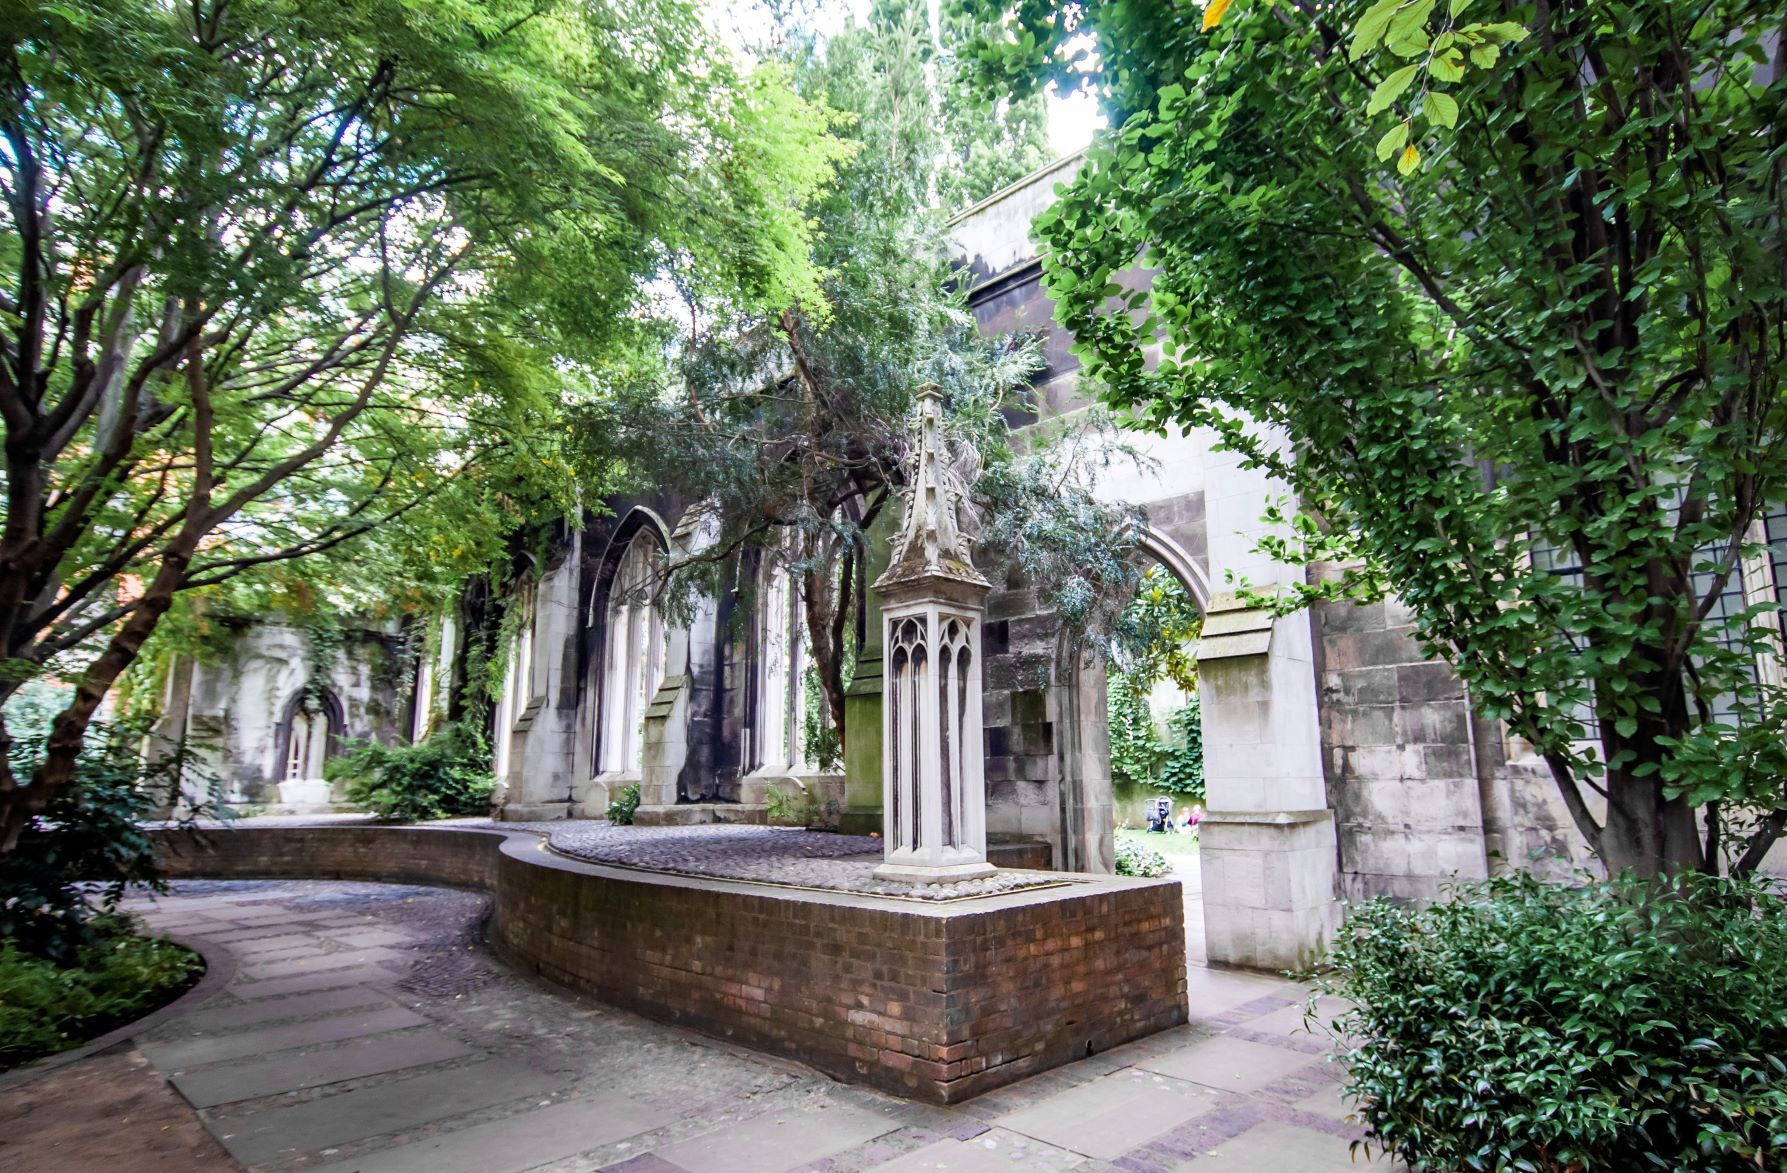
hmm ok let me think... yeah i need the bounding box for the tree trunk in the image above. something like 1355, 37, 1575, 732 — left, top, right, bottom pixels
0, 546, 192, 851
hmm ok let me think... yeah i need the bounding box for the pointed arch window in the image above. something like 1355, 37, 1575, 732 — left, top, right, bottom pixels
749, 559, 808, 773
277, 689, 341, 781
599, 530, 667, 773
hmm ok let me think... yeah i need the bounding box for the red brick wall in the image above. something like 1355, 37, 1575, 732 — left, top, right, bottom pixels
149, 826, 1187, 1103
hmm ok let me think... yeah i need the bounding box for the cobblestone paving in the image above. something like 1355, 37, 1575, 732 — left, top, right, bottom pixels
118, 879, 1385, 1172
531, 822, 1070, 900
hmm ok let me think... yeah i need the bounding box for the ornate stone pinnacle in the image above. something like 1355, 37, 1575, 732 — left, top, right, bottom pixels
877, 384, 989, 592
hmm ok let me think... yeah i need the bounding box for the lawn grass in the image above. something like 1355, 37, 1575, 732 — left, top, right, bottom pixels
1116, 826, 1201, 857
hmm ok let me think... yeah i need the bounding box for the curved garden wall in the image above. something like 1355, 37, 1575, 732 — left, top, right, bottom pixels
148, 824, 1187, 1104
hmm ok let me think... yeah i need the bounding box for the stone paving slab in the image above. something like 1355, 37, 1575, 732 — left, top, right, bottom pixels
142, 1004, 431, 1069
867, 1128, 1091, 1172
172, 985, 395, 1033
991, 1069, 1220, 1160
229, 933, 325, 956
231, 964, 404, 1000
118, 879, 1371, 1173
238, 946, 413, 981
1135, 1034, 1326, 1095
212, 1059, 563, 1167
648, 1100, 901, 1172
310, 1090, 678, 1173
323, 927, 415, 948
1194, 1119, 1386, 1170
172, 1029, 472, 1107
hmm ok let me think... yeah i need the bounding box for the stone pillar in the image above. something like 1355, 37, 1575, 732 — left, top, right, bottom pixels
840, 505, 897, 835
1198, 591, 1341, 969
873, 386, 996, 884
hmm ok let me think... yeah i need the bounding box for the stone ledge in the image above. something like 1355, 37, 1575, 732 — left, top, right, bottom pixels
144, 824, 1184, 1104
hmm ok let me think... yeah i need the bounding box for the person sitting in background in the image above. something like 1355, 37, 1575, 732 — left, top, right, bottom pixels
1181, 803, 1203, 834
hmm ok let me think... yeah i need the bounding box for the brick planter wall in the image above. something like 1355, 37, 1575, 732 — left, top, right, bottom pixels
149, 825, 1187, 1103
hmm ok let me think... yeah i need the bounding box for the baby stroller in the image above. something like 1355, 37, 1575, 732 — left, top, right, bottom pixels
1145, 797, 1174, 833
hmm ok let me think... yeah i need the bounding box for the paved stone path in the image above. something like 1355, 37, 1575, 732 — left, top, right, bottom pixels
118, 879, 1384, 1173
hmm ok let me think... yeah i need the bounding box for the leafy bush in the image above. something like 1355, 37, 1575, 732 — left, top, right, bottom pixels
0, 919, 202, 1067
764, 783, 818, 826
1109, 673, 1204, 798
328, 723, 494, 822
1114, 835, 1170, 878
1324, 872, 1787, 1172
606, 782, 641, 825
1, 717, 212, 963
1108, 672, 1164, 785
801, 668, 842, 772
1156, 697, 1203, 799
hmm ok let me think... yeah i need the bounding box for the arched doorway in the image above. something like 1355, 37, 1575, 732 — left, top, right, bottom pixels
275, 687, 344, 807
1105, 530, 1210, 960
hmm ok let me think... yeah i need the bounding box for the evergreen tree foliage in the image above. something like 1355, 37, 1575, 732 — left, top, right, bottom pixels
585, 0, 1145, 750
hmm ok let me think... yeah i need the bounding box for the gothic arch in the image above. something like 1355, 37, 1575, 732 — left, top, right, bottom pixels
592, 510, 671, 774
1135, 527, 1212, 613
273, 686, 345, 781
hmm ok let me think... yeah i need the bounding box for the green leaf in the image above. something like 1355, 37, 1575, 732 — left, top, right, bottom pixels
1428, 50, 1466, 83
1397, 142, 1422, 174
1367, 64, 1422, 115
1447, 0, 1475, 17
1481, 21, 1530, 42
1377, 120, 1412, 160
1469, 42, 1500, 68
1425, 92, 1459, 129
1350, 0, 1408, 61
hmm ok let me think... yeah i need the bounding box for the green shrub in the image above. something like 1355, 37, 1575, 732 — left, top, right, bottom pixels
1114, 835, 1170, 878
0, 920, 202, 1067
1156, 697, 1203, 799
328, 722, 494, 822
764, 783, 817, 826
606, 782, 641, 825
1109, 674, 1204, 798
1, 717, 213, 963
1323, 872, 1787, 1172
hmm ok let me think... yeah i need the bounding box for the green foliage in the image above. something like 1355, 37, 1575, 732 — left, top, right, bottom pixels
964, 0, 1787, 876
584, 0, 1143, 755
606, 782, 641, 826
0, 0, 845, 851
801, 667, 842, 772
1, 717, 212, 962
1106, 567, 1203, 795
0, 921, 203, 1068
328, 723, 494, 823
1111, 566, 1201, 692
1113, 835, 1170, 878
1157, 699, 1204, 799
1108, 676, 1204, 798
764, 783, 820, 827
1107, 673, 1162, 786
935, 4, 1053, 210
1323, 873, 1787, 1171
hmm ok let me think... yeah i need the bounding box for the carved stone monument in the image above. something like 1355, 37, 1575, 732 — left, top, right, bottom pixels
873, 385, 996, 883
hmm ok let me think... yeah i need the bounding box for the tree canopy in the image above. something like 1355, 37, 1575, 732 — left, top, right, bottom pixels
964, 0, 1787, 876
0, 0, 844, 849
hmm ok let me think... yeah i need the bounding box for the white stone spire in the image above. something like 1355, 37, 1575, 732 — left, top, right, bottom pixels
873, 383, 996, 884
878, 384, 988, 594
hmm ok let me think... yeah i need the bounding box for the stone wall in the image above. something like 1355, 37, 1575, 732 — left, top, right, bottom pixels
156, 619, 405, 810
1314, 595, 1594, 901
148, 824, 1185, 1104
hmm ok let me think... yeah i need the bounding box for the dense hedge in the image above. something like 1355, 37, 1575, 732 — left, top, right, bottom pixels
1324, 873, 1787, 1172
